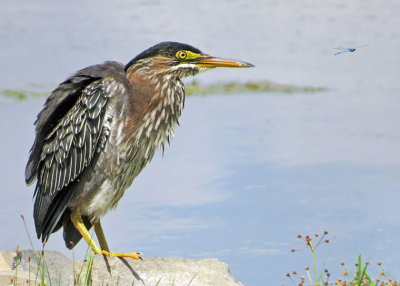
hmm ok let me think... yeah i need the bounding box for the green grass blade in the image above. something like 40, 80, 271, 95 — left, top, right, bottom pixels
82, 249, 94, 286
20, 215, 41, 266
41, 253, 45, 286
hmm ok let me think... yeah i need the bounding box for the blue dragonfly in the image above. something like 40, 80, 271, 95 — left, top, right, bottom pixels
333, 45, 368, 55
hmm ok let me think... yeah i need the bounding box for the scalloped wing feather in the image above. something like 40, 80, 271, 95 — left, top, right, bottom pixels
34, 79, 112, 240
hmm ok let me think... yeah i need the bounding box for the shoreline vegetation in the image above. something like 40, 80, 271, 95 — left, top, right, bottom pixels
1, 80, 326, 101
7, 216, 398, 285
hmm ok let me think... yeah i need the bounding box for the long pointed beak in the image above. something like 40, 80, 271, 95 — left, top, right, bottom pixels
194, 56, 254, 68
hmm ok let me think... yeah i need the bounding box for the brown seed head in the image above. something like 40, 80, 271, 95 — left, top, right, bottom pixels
324, 231, 328, 235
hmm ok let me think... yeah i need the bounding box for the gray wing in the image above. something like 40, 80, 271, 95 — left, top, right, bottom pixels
25, 61, 124, 185
33, 78, 114, 240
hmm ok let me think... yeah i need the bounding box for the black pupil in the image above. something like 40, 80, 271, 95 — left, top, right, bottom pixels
180, 52, 185, 58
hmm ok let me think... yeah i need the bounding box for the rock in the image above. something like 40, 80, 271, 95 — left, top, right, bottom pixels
0, 250, 243, 286
0, 249, 76, 286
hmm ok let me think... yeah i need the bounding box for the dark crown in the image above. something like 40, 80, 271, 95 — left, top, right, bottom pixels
125, 42, 202, 72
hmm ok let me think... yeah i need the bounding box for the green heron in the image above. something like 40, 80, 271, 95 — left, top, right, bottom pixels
25, 41, 253, 260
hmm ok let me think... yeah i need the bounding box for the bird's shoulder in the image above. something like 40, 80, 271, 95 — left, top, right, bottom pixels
25, 61, 128, 185
35, 61, 126, 133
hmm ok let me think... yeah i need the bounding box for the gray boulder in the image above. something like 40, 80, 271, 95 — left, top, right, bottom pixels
0, 250, 243, 286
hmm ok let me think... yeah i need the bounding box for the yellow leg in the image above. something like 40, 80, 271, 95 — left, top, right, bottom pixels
71, 208, 142, 260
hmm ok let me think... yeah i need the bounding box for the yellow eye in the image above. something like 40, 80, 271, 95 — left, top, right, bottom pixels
176, 51, 187, 59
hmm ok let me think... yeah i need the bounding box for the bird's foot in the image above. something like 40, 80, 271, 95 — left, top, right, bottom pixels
96, 250, 143, 260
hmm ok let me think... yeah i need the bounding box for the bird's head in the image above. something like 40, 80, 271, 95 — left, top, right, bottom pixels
125, 41, 254, 78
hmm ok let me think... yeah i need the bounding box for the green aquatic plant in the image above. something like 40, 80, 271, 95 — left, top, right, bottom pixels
185, 80, 326, 95
2, 80, 325, 101
2, 89, 48, 100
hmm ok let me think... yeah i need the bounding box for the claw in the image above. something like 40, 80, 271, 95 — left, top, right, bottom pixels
123, 252, 142, 261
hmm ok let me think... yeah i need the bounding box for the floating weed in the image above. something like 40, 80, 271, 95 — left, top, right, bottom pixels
2, 80, 325, 102
2, 89, 29, 100
2, 89, 48, 100
185, 80, 326, 95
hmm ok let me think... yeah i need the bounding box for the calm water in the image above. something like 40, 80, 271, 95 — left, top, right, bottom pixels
1, 1, 400, 285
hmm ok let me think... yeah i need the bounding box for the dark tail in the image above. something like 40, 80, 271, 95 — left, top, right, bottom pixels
34, 184, 75, 243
